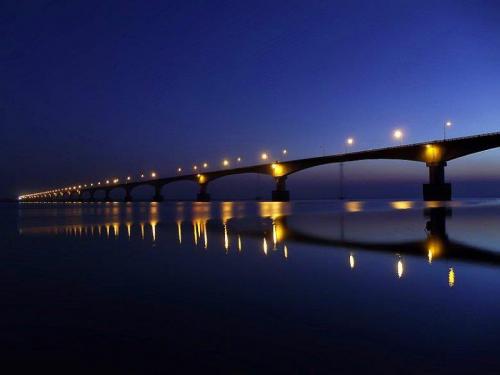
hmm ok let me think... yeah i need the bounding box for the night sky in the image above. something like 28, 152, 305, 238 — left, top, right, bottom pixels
2, 0, 500, 199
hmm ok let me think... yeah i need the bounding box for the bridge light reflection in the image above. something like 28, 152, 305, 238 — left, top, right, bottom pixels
224, 223, 229, 252
426, 237, 442, 263
397, 259, 404, 278
349, 253, 355, 269
345, 201, 364, 212
448, 267, 455, 287
390, 201, 414, 210
151, 221, 157, 241
177, 221, 182, 244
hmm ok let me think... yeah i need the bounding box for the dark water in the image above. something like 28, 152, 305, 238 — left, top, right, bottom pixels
2, 200, 500, 373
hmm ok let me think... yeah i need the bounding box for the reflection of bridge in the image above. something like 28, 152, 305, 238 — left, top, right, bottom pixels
20, 132, 500, 202
17, 202, 500, 267
276, 209, 500, 267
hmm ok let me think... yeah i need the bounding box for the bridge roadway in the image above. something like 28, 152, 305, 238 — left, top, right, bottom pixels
20, 131, 500, 202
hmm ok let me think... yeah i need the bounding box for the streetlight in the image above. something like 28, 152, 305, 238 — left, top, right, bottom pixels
345, 137, 354, 152
261, 152, 269, 161
193, 165, 198, 171
444, 120, 452, 140
177, 167, 182, 173
203, 162, 208, 168
126, 176, 131, 181
236, 157, 242, 163
223, 159, 229, 167
393, 129, 403, 145
151, 172, 156, 178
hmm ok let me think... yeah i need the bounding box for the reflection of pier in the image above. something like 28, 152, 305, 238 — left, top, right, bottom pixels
273, 208, 500, 267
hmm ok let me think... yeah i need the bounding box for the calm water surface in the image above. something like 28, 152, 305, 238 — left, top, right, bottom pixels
2, 200, 500, 373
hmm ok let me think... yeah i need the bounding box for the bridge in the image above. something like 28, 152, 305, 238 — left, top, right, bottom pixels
19, 131, 500, 202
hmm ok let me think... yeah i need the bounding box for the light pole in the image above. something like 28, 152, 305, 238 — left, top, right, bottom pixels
444, 121, 452, 140
340, 137, 354, 200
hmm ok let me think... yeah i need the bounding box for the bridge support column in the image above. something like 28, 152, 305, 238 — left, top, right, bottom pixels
423, 162, 451, 201
425, 207, 451, 240
197, 183, 210, 202
152, 185, 164, 202
272, 176, 290, 202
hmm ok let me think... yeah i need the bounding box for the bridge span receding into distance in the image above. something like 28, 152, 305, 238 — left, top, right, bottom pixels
19, 131, 500, 202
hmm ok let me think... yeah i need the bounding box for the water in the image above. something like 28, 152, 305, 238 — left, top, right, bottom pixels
2, 200, 500, 373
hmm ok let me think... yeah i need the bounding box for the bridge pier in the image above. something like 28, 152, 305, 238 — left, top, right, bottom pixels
272, 176, 290, 202
423, 162, 451, 201
197, 183, 210, 202
152, 185, 164, 202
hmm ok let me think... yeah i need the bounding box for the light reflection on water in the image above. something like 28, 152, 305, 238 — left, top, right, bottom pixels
6, 199, 500, 372
15, 200, 500, 283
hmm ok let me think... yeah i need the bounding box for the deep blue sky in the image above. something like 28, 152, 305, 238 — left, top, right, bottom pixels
2, 0, 500, 199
